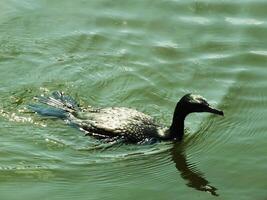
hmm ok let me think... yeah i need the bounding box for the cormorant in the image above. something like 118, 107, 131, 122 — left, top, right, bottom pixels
28, 91, 223, 143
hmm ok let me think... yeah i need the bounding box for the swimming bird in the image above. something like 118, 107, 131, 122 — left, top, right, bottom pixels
28, 91, 223, 143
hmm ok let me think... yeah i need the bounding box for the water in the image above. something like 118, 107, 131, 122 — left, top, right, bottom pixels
0, 0, 267, 199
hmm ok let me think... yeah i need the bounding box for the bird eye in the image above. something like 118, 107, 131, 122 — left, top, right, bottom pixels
196, 97, 209, 106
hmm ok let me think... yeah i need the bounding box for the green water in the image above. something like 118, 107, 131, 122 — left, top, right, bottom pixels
1, 0, 267, 199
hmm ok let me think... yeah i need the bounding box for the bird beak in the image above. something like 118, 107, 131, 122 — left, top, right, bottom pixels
206, 106, 224, 116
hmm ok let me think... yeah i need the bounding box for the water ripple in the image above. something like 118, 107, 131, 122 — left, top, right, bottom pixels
1, 0, 267, 198
250, 50, 267, 56
225, 17, 264, 25
179, 16, 212, 25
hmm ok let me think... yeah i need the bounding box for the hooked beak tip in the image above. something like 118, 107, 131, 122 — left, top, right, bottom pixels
218, 110, 224, 116
208, 107, 224, 116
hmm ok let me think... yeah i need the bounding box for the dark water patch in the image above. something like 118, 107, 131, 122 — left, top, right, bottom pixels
174, 162, 218, 195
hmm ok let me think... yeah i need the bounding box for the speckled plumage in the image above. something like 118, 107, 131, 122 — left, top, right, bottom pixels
29, 91, 223, 143
67, 107, 166, 142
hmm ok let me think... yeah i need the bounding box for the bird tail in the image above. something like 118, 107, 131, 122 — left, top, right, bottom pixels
28, 91, 80, 119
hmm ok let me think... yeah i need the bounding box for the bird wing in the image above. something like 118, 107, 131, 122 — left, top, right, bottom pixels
70, 107, 158, 140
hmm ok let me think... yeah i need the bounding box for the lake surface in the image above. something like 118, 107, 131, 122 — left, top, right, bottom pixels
0, 0, 267, 199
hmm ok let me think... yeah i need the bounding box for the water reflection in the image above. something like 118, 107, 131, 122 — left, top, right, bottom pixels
171, 142, 219, 196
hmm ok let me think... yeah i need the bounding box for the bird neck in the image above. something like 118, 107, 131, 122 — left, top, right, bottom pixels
169, 102, 188, 140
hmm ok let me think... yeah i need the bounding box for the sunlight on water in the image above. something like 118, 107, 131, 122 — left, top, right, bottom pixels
0, 0, 267, 199
225, 17, 265, 25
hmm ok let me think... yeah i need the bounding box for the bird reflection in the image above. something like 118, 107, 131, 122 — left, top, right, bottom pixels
170, 141, 219, 196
